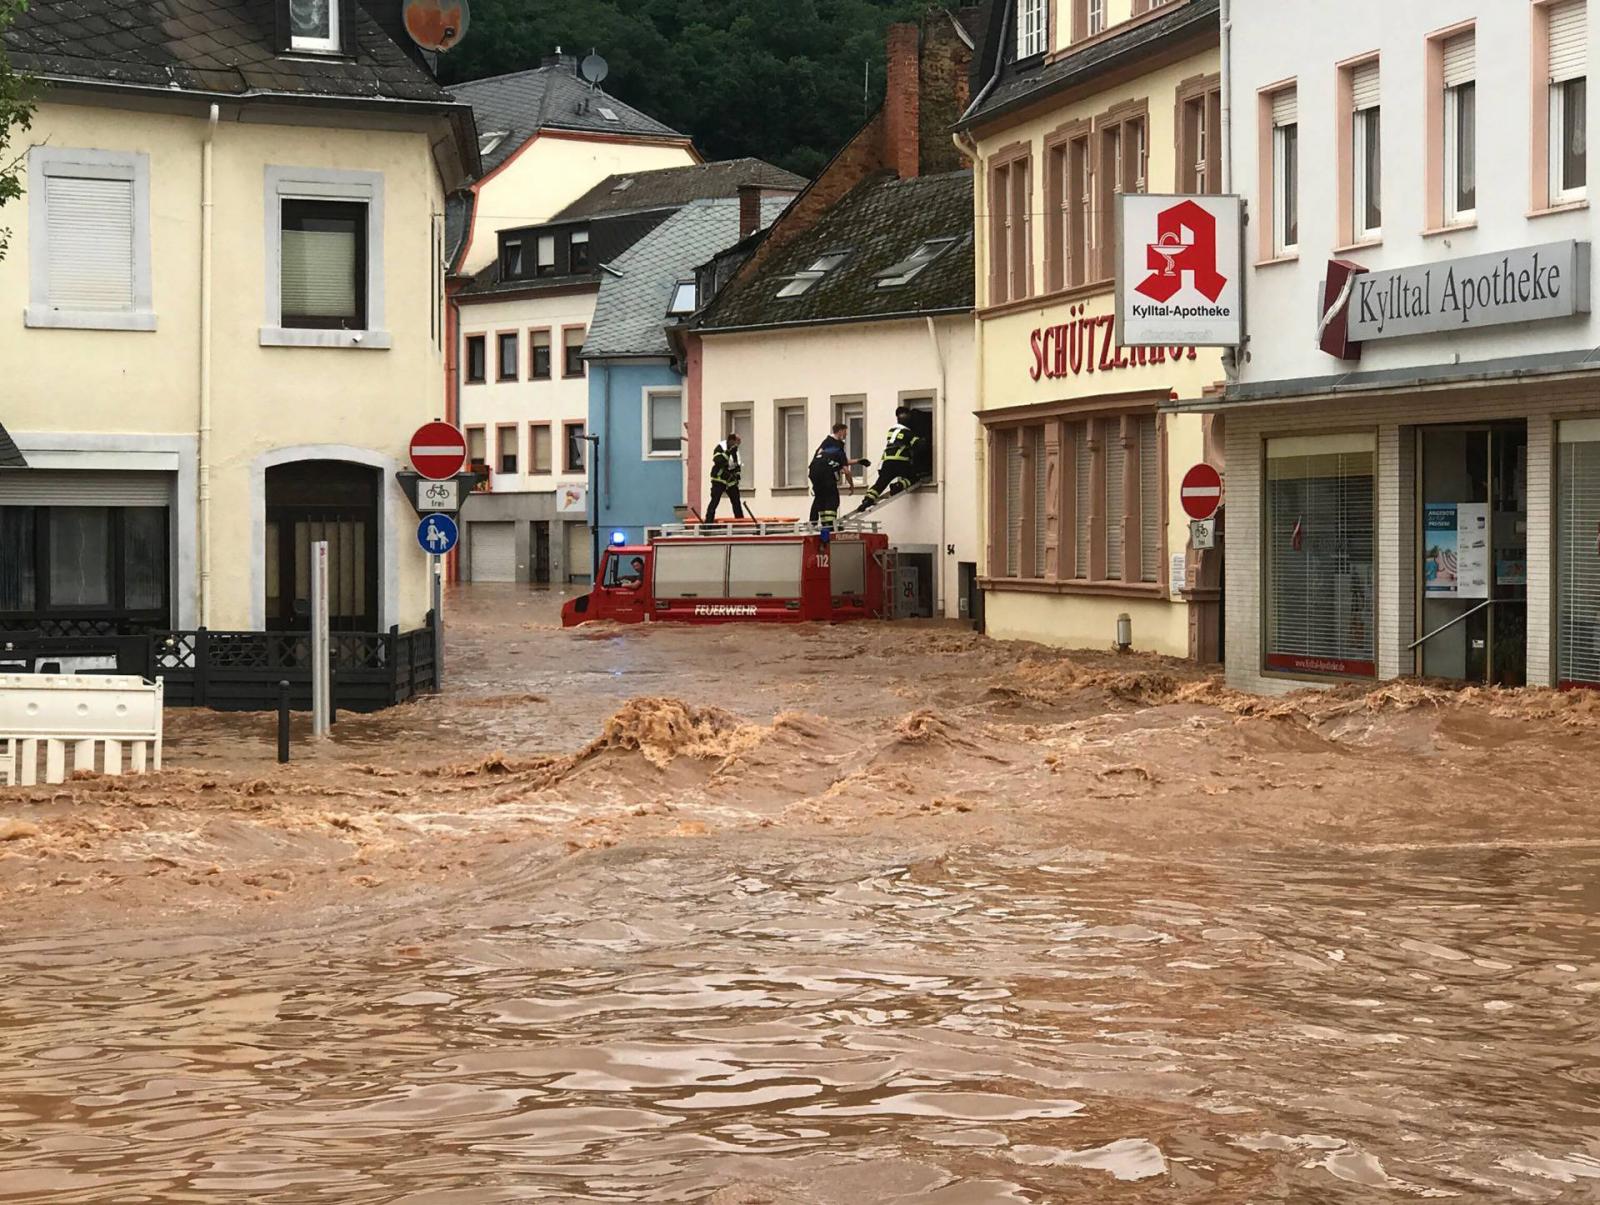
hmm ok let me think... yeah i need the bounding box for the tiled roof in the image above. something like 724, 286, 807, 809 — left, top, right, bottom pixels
584, 195, 791, 360
555, 159, 806, 221
961, 0, 1218, 130
697, 170, 974, 332
0, 422, 24, 469
2, 0, 455, 103
453, 59, 688, 174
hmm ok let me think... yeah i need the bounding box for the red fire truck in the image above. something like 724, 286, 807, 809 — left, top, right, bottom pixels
561, 522, 891, 627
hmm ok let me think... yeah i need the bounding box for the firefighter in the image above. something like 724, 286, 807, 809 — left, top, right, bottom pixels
705, 431, 744, 522
851, 407, 923, 514
809, 423, 869, 530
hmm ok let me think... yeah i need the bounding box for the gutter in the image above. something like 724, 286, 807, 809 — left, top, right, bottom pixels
957, 0, 1010, 124
697, 306, 973, 338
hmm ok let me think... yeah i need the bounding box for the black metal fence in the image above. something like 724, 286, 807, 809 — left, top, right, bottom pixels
0, 619, 439, 713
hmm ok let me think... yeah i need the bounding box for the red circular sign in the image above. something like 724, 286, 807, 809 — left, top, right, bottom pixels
1180, 463, 1223, 521
410, 421, 467, 481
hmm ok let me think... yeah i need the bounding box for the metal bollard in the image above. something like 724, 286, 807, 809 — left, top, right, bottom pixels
277, 679, 291, 764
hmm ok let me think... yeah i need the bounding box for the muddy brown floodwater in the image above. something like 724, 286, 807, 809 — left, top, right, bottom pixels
2, 585, 1600, 1203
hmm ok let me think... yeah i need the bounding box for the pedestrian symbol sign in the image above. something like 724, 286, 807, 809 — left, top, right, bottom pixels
417, 514, 459, 556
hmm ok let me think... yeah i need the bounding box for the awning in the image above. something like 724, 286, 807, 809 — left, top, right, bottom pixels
0, 422, 26, 468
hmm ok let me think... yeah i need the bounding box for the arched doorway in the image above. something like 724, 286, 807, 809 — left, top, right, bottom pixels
264, 460, 379, 631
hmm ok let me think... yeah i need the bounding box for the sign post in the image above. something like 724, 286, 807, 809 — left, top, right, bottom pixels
310, 540, 330, 737
408, 423, 467, 694
417, 515, 458, 692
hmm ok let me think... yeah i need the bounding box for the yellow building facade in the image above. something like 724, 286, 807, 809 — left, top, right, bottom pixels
958, 0, 1224, 658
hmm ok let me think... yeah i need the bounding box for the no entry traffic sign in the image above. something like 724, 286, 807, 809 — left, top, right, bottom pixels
410, 421, 467, 481
1180, 463, 1223, 521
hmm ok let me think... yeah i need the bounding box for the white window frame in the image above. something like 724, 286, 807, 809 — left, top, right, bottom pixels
833, 396, 868, 485
774, 399, 809, 489
643, 387, 684, 461
261, 166, 388, 349
27, 147, 155, 332
1353, 106, 1382, 241
1444, 82, 1477, 225
289, 0, 341, 54
1551, 77, 1588, 204
1272, 121, 1299, 256
1017, 0, 1047, 58
1088, 0, 1106, 36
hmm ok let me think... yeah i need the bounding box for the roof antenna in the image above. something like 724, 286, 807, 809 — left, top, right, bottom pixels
580, 48, 610, 90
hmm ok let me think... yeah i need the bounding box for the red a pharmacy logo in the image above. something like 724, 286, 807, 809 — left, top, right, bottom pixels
1135, 199, 1227, 303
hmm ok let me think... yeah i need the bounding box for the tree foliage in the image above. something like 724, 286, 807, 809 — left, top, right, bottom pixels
439, 0, 957, 177
0, 0, 36, 261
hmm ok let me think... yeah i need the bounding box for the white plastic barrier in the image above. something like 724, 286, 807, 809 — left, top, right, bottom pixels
0, 674, 164, 787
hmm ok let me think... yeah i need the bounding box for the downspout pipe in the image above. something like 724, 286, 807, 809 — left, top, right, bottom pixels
199, 103, 218, 628
926, 316, 950, 618
1219, 0, 1240, 381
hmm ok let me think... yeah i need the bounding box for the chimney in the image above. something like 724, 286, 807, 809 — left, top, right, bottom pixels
542, 49, 577, 72
883, 22, 921, 180
737, 184, 764, 239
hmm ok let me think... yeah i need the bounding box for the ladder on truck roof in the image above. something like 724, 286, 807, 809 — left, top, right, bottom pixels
647, 519, 884, 540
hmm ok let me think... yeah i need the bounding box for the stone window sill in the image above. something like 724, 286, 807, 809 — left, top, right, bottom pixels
260, 326, 393, 349
26, 307, 157, 332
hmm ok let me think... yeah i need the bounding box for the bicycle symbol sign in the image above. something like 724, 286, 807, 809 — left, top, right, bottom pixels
416, 477, 462, 514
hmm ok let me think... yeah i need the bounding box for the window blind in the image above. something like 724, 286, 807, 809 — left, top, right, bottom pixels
1073, 421, 1091, 578
1442, 32, 1475, 88
1104, 423, 1124, 580
1028, 426, 1047, 578
1558, 424, 1600, 684
781, 408, 807, 487
1550, 1, 1587, 82
1350, 60, 1380, 110
1265, 436, 1376, 674
282, 227, 357, 318
1271, 87, 1298, 127
651, 394, 682, 453
45, 175, 135, 312
1138, 414, 1160, 583
1005, 433, 1023, 578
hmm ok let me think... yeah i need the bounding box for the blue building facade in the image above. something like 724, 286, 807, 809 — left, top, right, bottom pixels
584, 195, 792, 543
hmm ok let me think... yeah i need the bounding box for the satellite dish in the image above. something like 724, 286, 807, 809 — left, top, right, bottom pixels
579, 51, 610, 86
403, 0, 470, 53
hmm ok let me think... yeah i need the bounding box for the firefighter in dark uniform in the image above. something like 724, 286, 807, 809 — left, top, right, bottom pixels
852, 407, 923, 514
809, 423, 869, 530
705, 431, 744, 522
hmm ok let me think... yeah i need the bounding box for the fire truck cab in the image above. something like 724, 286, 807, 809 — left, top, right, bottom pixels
562, 523, 890, 627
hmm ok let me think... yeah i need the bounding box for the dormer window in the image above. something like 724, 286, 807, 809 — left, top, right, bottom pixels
502, 239, 524, 279
288, 0, 340, 54
776, 251, 849, 299
569, 229, 591, 272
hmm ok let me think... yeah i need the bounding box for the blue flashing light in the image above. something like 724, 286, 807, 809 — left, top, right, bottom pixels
610, 530, 628, 546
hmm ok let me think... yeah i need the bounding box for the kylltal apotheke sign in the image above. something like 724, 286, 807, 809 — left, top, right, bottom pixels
1117, 194, 1244, 347
1346, 241, 1590, 342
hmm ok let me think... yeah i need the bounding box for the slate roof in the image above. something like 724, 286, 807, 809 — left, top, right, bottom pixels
698, 170, 974, 332
555, 159, 806, 222
0, 422, 24, 469
2, 0, 456, 103
584, 195, 792, 360
453, 59, 688, 174
960, 0, 1218, 130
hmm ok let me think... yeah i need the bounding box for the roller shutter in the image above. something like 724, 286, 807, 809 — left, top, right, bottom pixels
469, 521, 515, 582
0, 470, 172, 507
1558, 420, 1600, 685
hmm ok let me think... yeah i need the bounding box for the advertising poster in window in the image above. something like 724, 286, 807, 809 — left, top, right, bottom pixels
1424, 503, 1489, 598
1116, 194, 1244, 347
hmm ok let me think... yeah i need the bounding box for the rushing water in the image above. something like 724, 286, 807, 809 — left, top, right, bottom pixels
3, 839, 1597, 1202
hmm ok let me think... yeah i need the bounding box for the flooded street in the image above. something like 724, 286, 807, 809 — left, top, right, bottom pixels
3, 587, 1600, 1201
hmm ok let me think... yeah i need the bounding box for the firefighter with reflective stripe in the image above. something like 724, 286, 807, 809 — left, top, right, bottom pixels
809, 423, 869, 530
704, 432, 745, 522
852, 407, 923, 514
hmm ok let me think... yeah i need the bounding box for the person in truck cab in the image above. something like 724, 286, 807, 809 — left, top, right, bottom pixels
706, 431, 745, 522
626, 556, 647, 587
809, 422, 870, 530
851, 407, 923, 514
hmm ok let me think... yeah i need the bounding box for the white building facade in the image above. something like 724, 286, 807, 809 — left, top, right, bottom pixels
1211, 0, 1599, 692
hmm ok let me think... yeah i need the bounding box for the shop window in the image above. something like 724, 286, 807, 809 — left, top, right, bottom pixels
1264, 434, 1376, 678
1558, 420, 1600, 686
988, 412, 1162, 585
